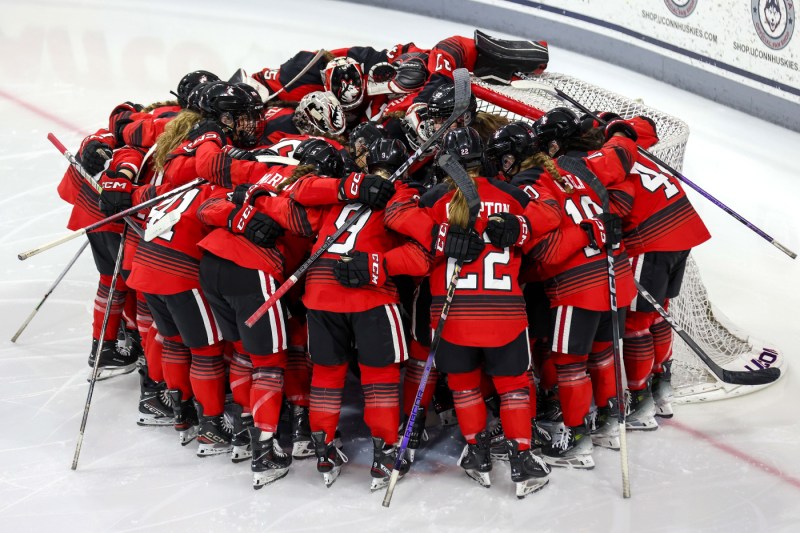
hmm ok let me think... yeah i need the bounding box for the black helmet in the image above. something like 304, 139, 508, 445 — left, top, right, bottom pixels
173, 70, 220, 108
348, 121, 384, 156
441, 127, 484, 169
485, 121, 538, 178
294, 138, 345, 178
367, 138, 408, 174
426, 82, 478, 124
533, 106, 580, 144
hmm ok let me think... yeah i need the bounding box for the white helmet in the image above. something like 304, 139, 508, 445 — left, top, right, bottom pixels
294, 91, 346, 136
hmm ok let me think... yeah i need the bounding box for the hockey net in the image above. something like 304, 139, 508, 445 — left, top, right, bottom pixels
471, 74, 785, 403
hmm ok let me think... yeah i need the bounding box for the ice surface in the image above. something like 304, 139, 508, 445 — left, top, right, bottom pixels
1, 0, 799, 531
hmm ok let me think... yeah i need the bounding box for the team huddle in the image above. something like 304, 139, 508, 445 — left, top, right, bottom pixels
56, 30, 710, 498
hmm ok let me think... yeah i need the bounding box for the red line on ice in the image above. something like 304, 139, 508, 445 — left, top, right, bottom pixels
667, 419, 800, 491
0, 88, 87, 136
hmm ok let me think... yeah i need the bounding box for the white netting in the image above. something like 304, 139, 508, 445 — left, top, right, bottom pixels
471, 74, 783, 402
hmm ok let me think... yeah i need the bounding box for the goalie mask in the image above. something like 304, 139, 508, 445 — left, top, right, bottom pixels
294, 91, 346, 136
485, 121, 538, 179
294, 138, 345, 178
322, 57, 365, 111
173, 70, 220, 108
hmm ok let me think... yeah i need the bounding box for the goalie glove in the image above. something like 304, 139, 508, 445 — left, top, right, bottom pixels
333, 251, 387, 288
485, 212, 531, 249
433, 223, 485, 263
339, 173, 396, 210
227, 205, 284, 248
580, 213, 622, 250
98, 170, 133, 216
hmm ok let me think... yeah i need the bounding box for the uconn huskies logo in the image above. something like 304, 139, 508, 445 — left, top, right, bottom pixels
664, 0, 698, 18
752, 0, 796, 49
744, 348, 779, 371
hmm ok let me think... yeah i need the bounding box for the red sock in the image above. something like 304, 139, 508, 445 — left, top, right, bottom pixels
161, 335, 192, 400
92, 274, 126, 341
532, 337, 557, 391
402, 339, 438, 415
624, 310, 657, 390
144, 326, 163, 382
230, 341, 253, 412
250, 351, 287, 434
552, 351, 591, 427
588, 341, 617, 407
310, 363, 348, 443
493, 374, 532, 450
651, 311, 674, 373
285, 317, 311, 408
122, 288, 137, 330
190, 343, 225, 416
448, 369, 486, 444
361, 363, 401, 445
526, 368, 538, 418
135, 292, 153, 342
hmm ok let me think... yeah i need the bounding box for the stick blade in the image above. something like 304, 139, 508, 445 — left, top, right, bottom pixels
437, 154, 481, 222
721, 366, 781, 385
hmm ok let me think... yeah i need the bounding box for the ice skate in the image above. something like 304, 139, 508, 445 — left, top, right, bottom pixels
626, 384, 659, 431
531, 419, 552, 453
543, 423, 594, 469
195, 402, 233, 457
167, 389, 199, 445
457, 431, 492, 487
120, 327, 145, 368
137, 367, 175, 426
87, 339, 138, 381
225, 403, 253, 463
249, 427, 291, 489
536, 388, 564, 436
590, 398, 621, 450
290, 405, 314, 459
652, 360, 674, 418
487, 417, 508, 461
370, 437, 409, 491
311, 430, 348, 487
398, 410, 428, 462
507, 439, 550, 498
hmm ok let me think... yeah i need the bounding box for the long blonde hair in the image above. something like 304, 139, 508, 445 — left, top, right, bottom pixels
446, 167, 481, 228
519, 151, 574, 194
153, 110, 202, 171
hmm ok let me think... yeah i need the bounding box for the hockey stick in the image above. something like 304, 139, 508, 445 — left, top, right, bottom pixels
18, 177, 204, 261
47, 133, 145, 240
383, 153, 482, 508
557, 156, 631, 499
512, 75, 796, 260
11, 240, 89, 343
72, 225, 128, 470
244, 68, 473, 328
633, 280, 780, 385
266, 49, 327, 103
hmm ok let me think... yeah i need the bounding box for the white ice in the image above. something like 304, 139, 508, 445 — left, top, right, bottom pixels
1, 0, 799, 531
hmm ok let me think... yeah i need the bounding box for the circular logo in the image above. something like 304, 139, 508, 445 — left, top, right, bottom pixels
752, 0, 796, 49
665, 0, 699, 18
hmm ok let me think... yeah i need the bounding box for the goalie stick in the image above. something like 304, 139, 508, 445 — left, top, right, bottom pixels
633, 280, 780, 386
244, 68, 473, 328
382, 153, 481, 508
557, 156, 631, 499
18, 177, 205, 261
47, 133, 145, 239
512, 75, 797, 260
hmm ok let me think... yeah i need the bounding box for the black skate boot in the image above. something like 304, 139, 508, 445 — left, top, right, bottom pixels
531, 419, 552, 454
536, 387, 564, 437
543, 422, 594, 469
167, 389, 199, 445
370, 437, 409, 491
88, 339, 138, 381
398, 410, 428, 463
290, 405, 314, 459
457, 430, 493, 487
652, 360, 674, 418
195, 402, 233, 457
120, 327, 145, 368
249, 427, 291, 489
137, 367, 175, 426
590, 397, 621, 450
225, 403, 253, 463
626, 381, 658, 431
311, 430, 348, 487
487, 417, 508, 461
433, 378, 457, 427
507, 439, 550, 498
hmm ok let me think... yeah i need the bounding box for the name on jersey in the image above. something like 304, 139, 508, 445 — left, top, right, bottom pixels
445, 201, 511, 217
257, 171, 287, 190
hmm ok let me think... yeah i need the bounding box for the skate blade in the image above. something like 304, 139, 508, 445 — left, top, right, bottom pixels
87, 364, 138, 382
516, 477, 549, 499
655, 403, 674, 418
231, 445, 253, 463
253, 467, 289, 489
591, 435, 621, 450
137, 414, 175, 427
625, 419, 659, 431
196, 442, 232, 457
490, 448, 509, 462
405, 448, 416, 463
543, 454, 595, 470
370, 476, 391, 491
322, 466, 342, 487
291, 441, 315, 459
178, 426, 199, 446
464, 469, 491, 488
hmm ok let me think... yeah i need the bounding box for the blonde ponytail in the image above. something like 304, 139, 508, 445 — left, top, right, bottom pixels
153, 110, 202, 171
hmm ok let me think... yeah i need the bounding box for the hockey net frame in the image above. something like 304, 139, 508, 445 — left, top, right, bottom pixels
471, 74, 785, 403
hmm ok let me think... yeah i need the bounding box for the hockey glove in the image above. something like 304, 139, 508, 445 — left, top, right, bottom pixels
486, 212, 531, 249
580, 213, 622, 250
78, 140, 113, 176
339, 173, 396, 210
333, 251, 387, 288
227, 205, 284, 248
98, 170, 133, 216
225, 146, 258, 161
188, 119, 226, 143
433, 223, 485, 263
604, 118, 638, 142
230, 184, 252, 206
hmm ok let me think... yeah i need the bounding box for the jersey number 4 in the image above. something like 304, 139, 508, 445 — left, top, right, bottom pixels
146, 189, 200, 242
633, 161, 679, 199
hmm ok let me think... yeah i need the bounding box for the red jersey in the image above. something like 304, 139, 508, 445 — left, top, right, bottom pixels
420, 177, 533, 347
121, 107, 179, 149
251, 51, 328, 103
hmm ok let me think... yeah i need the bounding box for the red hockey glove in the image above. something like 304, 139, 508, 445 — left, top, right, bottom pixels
98, 170, 133, 216
604, 118, 638, 141
432, 223, 485, 263
333, 251, 387, 288
580, 213, 622, 250
486, 212, 531, 248
227, 205, 284, 248
339, 173, 396, 210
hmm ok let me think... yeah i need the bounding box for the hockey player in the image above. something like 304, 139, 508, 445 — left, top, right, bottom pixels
257, 90, 346, 146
